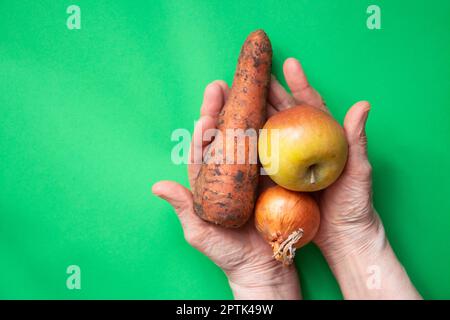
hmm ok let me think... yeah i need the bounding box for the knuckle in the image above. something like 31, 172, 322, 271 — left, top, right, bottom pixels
356, 161, 372, 177
281, 96, 294, 107
184, 223, 212, 248
347, 160, 372, 180
362, 161, 372, 175
184, 230, 203, 248
359, 132, 368, 146
183, 231, 194, 244
173, 201, 192, 216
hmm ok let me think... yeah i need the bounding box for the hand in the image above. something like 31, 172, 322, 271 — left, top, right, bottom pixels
266, 58, 376, 254
152, 80, 301, 300
268, 58, 420, 299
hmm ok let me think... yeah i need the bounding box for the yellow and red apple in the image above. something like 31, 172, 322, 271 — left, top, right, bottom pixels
258, 104, 348, 192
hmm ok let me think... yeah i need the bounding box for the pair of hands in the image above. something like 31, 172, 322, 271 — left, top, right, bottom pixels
153, 58, 420, 299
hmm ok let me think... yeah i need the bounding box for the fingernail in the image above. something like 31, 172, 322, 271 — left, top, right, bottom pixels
364, 106, 370, 122
361, 109, 370, 136
151, 187, 160, 196
286, 57, 298, 63
206, 82, 216, 90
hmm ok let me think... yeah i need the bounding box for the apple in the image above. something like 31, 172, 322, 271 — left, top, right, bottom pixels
258, 104, 348, 192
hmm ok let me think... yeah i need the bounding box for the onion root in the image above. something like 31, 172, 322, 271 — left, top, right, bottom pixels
272, 228, 304, 265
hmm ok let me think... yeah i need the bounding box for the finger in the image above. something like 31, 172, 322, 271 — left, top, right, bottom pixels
343, 101, 372, 177
283, 58, 327, 111
188, 115, 217, 183
192, 81, 227, 170
268, 75, 297, 111
152, 180, 205, 228
190, 81, 227, 185
190, 115, 217, 161
214, 80, 230, 102
267, 102, 279, 117
200, 81, 228, 118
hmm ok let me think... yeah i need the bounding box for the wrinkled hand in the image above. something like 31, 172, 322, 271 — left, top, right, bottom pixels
268, 58, 420, 300
152, 79, 300, 299
153, 57, 419, 300
153, 57, 379, 298
266, 58, 380, 264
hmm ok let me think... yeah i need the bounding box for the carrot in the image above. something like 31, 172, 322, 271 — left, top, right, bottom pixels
193, 30, 272, 228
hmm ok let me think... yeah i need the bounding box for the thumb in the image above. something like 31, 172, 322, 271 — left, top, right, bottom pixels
152, 180, 196, 226
343, 101, 372, 177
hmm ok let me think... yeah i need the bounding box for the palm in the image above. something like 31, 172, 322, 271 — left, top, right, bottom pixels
154, 58, 371, 271
176, 204, 274, 272
314, 152, 374, 247
187, 126, 280, 273
257, 59, 373, 247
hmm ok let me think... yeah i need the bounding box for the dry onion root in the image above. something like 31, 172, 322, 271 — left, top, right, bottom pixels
255, 186, 320, 265
272, 228, 304, 265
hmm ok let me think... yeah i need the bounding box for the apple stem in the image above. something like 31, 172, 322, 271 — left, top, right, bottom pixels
310, 167, 316, 184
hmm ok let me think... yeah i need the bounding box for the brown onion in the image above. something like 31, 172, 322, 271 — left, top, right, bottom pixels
255, 185, 320, 265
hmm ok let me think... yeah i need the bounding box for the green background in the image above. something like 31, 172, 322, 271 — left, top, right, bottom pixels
1, 0, 449, 299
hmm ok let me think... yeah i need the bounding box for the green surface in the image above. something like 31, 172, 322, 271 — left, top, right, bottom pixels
1, 0, 449, 299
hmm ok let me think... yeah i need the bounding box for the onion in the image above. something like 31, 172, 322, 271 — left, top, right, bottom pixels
255, 185, 320, 265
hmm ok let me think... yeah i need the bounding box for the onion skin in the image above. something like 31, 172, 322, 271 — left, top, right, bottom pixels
255, 185, 320, 264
